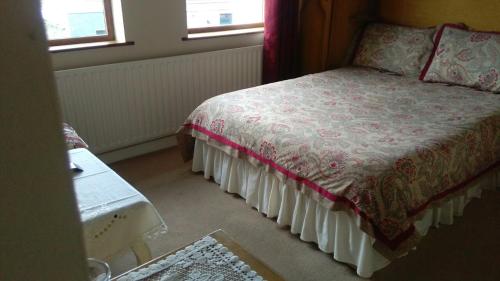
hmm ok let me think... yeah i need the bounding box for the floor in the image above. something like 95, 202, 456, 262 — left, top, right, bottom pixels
110, 146, 500, 281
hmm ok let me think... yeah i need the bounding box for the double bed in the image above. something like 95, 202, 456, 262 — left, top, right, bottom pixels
178, 66, 500, 277
178, 0, 500, 274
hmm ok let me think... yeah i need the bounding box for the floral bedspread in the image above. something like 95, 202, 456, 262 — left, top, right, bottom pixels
180, 67, 500, 256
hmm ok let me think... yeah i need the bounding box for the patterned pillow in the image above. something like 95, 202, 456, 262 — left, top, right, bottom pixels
353, 23, 436, 76
420, 24, 500, 92
63, 123, 89, 150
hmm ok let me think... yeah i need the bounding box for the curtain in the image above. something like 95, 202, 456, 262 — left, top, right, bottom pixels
262, 0, 301, 84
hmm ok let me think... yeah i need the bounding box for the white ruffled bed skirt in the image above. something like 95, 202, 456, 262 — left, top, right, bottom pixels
192, 139, 499, 278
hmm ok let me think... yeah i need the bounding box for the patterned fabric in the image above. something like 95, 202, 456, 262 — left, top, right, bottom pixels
116, 236, 264, 281
180, 67, 500, 254
421, 24, 500, 92
63, 123, 88, 149
353, 23, 435, 77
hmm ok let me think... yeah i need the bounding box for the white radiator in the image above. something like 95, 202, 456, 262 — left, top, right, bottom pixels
55, 45, 263, 154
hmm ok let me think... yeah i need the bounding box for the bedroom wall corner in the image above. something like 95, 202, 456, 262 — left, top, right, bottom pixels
300, 0, 335, 74
327, 0, 377, 69
300, 0, 375, 75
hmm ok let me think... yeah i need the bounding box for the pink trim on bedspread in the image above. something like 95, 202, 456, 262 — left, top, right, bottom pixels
419, 23, 465, 80
188, 124, 359, 206
185, 123, 499, 250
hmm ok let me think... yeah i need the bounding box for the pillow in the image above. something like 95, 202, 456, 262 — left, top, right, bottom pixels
63, 123, 89, 150
420, 24, 500, 92
353, 23, 436, 76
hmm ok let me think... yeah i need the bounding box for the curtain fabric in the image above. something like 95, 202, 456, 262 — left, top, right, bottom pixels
262, 0, 301, 84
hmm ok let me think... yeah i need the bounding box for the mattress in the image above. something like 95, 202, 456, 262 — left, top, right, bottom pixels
179, 67, 500, 258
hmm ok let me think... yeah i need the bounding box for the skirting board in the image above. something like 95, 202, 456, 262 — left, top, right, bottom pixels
97, 135, 178, 164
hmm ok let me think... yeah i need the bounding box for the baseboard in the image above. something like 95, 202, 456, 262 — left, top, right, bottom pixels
97, 135, 177, 164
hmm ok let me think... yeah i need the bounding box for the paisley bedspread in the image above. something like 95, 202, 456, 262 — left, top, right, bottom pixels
179, 67, 500, 256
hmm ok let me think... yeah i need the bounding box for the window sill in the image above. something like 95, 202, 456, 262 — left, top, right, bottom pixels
182, 27, 264, 41
49, 41, 135, 53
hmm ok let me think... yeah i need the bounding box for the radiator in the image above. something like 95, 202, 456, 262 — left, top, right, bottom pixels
55, 45, 263, 154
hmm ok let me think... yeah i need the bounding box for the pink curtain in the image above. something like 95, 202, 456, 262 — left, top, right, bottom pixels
262, 0, 301, 84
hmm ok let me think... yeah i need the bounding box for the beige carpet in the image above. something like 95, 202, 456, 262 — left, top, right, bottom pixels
111, 147, 500, 281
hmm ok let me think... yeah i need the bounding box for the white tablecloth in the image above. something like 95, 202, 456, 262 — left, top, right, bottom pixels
69, 149, 167, 262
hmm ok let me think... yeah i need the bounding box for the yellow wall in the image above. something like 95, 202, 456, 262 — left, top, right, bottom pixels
379, 0, 500, 31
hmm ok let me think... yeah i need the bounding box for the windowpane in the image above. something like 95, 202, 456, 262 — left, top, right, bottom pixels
187, 0, 264, 29
41, 0, 109, 40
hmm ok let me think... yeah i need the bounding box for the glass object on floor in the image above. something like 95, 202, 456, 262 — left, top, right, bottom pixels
87, 258, 111, 281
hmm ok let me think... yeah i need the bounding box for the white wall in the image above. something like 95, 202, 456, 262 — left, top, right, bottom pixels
51, 0, 264, 70
0, 1, 89, 280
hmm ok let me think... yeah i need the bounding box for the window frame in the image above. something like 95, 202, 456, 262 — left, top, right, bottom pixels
188, 22, 264, 34
46, 0, 116, 47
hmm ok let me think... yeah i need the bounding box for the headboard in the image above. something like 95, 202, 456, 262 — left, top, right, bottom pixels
379, 0, 500, 31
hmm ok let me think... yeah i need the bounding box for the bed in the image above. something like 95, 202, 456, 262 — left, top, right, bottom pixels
178, 65, 500, 277
178, 1, 500, 275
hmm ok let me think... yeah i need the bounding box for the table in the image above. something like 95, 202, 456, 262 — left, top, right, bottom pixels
112, 230, 284, 281
69, 148, 167, 264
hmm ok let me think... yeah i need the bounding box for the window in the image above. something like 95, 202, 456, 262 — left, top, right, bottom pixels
187, 0, 264, 34
41, 0, 115, 46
